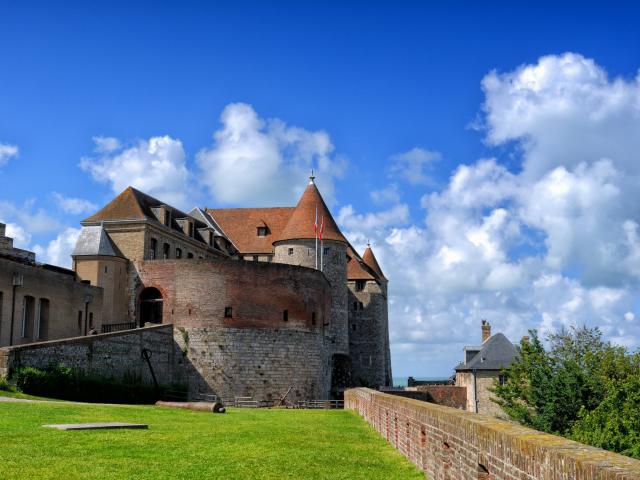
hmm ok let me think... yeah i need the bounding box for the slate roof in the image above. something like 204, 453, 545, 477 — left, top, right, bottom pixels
72, 225, 122, 257
363, 245, 387, 281
455, 333, 518, 371
276, 180, 348, 244
206, 207, 294, 254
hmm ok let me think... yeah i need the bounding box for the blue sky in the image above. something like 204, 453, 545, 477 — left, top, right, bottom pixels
2, 1, 640, 376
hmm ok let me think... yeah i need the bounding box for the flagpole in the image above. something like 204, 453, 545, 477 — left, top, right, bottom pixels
315, 204, 318, 270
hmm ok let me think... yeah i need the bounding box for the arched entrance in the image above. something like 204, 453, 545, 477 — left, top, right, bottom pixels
139, 287, 163, 326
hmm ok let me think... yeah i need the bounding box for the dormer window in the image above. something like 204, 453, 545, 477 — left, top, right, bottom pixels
257, 227, 267, 237
355, 280, 366, 292
188, 222, 194, 237
151, 205, 171, 226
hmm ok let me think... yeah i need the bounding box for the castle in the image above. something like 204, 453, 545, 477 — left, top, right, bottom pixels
0, 175, 391, 401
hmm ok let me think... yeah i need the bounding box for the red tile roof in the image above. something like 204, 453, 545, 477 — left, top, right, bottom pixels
276, 181, 347, 244
363, 245, 387, 281
347, 255, 376, 280
207, 207, 294, 254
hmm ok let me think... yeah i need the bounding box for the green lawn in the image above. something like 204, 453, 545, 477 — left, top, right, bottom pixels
0, 400, 423, 480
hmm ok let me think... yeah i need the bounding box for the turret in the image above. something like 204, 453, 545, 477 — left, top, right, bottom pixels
72, 225, 129, 328
273, 175, 350, 357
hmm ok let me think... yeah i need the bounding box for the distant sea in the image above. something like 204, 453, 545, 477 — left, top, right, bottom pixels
392, 376, 449, 388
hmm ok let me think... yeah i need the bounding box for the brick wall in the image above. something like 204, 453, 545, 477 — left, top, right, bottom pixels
414, 385, 466, 410
0, 324, 177, 386
345, 388, 640, 480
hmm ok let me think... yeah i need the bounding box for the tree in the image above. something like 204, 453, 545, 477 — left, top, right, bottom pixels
492, 326, 640, 459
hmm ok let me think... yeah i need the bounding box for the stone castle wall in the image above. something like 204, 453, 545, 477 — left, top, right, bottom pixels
348, 280, 391, 387
135, 258, 333, 399
0, 324, 177, 386
273, 239, 349, 356
175, 327, 328, 402
346, 388, 640, 480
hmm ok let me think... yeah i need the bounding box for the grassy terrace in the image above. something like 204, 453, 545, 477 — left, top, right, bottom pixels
0, 399, 423, 480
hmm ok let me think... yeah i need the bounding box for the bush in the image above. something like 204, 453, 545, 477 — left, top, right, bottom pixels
11, 363, 177, 404
0, 376, 10, 391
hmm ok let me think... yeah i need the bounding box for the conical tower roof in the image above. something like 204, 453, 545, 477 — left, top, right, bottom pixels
275, 178, 347, 244
363, 244, 387, 281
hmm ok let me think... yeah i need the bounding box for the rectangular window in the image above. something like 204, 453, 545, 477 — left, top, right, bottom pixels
187, 252, 194, 259
175, 248, 182, 259
257, 227, 267, 237
283, 309, 288, 322
353, 301, 358, 312
499, 374, 507, 386
188, 222, 194, 237
104, 266, 108, 274
21, 296, 35, 339
359, 301, 364, 310
288, 248, 294, 255
355, 280, 366, 292
77, 310, 83, 334
352, 323, 356, 331
89, 312, 94, 329
150, 238, 157, 260
323, 247, 329, 255
224, 307, 233, 318
37, 298, 49, 339
311, 312, 316, 326
163, 243, 170, 260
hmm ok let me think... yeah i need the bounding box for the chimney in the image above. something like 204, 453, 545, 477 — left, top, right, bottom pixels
481, 320, 491, 343
521, 335, 530, 345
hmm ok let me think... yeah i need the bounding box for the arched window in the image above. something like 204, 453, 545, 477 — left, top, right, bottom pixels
139, 287, 163, 326
21, 296, 35, 339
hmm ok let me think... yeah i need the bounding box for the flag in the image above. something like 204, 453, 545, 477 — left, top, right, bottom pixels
319, 216, 325, 241
314, 204, 318, 236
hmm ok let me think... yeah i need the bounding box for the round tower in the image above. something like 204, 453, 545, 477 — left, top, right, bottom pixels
273, 175, 349, 356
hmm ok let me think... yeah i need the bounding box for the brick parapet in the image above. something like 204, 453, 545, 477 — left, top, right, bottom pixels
345, 388, 640, 480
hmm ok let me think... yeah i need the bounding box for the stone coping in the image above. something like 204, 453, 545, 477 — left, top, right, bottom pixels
0, 324, 173, 353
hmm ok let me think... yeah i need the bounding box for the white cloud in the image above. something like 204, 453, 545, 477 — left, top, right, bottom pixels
0, 199, 62, 234
80, 135, 191, 208
341, 53, 640, 376
0, 143, 18, 166
52, 192, 98, 215
33, 227, 81, 268
4, 223, 31, 249
196, 103, 346, 206
389, 147, 440, 185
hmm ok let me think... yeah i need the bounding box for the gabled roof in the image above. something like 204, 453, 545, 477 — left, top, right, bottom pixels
207, 207, 294, 254
81, 187, 216, 249
363, 245, 387, 281
455, 333, 518, 371
72, 225, 122, 257
276, 180, 347, 244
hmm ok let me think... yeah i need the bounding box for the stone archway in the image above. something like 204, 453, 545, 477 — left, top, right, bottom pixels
139, 287, 163, 326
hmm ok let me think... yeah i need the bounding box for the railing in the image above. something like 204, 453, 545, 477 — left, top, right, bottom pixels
297, 400, 344, 409
101, 322, 136, 334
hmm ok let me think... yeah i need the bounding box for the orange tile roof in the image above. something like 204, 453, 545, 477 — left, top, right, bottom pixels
276, 181, 347, 244
347, 255, 376, 280
207, 207, 294, 254
363, 245, 387, 281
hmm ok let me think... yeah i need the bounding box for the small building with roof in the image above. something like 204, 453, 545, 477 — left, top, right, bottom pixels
455, 320, 518, 416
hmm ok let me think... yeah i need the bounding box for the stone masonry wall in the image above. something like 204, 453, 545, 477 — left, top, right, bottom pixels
456, 370, 506, 417
346, 388, 640, 480
0, 257, 103, 347
274, 239, 349, 356
0, 324, 178, 387
175, 327, 328, 402
136, 259, 333, 399
348, 279, 391, 387
414, 385, 467, 410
